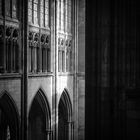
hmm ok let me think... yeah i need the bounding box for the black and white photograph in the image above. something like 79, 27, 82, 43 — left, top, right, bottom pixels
0, 0, 139, 140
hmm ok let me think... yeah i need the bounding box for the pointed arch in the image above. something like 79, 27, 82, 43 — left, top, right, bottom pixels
0, 91, 19, 140
59, 88, 72, 121
28, 88, 51, 140
58, 88, 73, 140
29, 88, 51, 120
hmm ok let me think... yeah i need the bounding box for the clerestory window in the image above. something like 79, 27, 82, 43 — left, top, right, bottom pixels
58, 0, 73, 73
28, 0, 51, 74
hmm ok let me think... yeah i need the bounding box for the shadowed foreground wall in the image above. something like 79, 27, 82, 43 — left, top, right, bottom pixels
86, 0, 140, 140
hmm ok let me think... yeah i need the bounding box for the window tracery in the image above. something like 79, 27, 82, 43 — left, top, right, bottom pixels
4, 0, 17, 19
58, 0, 73, 73
28, 0, 50, 27
28, 0, 51, 74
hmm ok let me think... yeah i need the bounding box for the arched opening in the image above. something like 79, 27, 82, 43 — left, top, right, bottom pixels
28, 89, 51, 140
58, 89, 73, 140
0, 92, 19, 140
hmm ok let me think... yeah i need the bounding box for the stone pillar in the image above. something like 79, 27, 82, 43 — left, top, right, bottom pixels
68, 121, 74, 140
46, 129, 52, 140
72, 122, 74, 140
39, 46, 42, 72
45, 47, 47, 72
68, 121, 71, 140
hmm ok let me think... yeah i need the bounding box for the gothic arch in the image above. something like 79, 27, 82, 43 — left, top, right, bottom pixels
58, 89, 73, 140
0, 91, 19, 140
59, 89, 72, 121
28, 89, 51, 140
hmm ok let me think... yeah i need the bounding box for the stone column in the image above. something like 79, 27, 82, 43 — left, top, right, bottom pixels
38, 45, 42, 73
68, 121, 74, 140
34, 43, 37, 72
45, 47, 48, 72
72, 122, 74, 140
46, 129, 52, 140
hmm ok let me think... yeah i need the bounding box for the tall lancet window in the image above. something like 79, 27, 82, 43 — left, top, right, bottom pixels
58, 0, 64, 31
58, 0, 72, 73
28, 0, 51, 74
64, 0, 68, 32
45, 0, 49, 27
28, 0, 49, 27
5, 0, 17, 18
40, 0, 49, 27
67, 0, 72, 33
28, 0, 39, 25
40, 0, 45, 27
28, 0, 33, 24
61, 0, 64, 31
58, 0, 65, 31
59, 0, 72, 33
58, 0, 61, 30
5, 0, 11, 17
0, 0, 2, 15
33, 0, 39, 25
12, 0, 17, 18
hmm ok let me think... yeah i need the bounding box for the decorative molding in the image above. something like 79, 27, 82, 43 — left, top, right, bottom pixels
0, 73, 21, 79
28, 72, 54, 77
5, 19, 19, 27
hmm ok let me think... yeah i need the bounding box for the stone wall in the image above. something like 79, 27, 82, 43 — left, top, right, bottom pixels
0, 78, 21, 115
77, 0, 85, 139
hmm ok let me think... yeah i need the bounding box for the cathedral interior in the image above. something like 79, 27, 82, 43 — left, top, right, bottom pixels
0, 0, 140, 140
